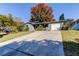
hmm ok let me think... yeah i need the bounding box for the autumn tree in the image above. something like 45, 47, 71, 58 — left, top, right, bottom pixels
30, 3, 54, 29
0, 15, 11, 26
63, 19, 74, 30
59, 13, 74, 30
0, 14, 27, 32
8, 14, 14, 26
30, 3, 54, 22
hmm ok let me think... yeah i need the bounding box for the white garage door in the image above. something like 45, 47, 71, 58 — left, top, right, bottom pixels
48, 23, 62, 30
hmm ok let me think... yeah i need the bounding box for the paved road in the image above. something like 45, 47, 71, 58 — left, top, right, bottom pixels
0, 31, 64, 56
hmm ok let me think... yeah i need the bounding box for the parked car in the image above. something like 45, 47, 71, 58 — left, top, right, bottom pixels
3, 27, 13, 34
0, 26, 13, 34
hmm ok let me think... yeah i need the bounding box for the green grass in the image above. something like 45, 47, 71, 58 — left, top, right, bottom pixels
61, 30, 79, 42
0, 31, 32, 43
61, 30, 79, 56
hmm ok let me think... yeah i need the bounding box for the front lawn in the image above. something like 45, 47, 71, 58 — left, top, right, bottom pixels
61, 30, 79, 56
0, 31, 32, 43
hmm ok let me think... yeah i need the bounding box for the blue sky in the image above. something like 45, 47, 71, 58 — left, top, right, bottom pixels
0, 3, 79, 22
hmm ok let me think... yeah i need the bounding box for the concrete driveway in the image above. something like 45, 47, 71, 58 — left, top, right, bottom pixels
19, 31, 63, 41
0, 31, 64, 56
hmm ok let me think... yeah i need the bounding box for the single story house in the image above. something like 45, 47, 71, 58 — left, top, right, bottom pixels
25, 21, 63, 31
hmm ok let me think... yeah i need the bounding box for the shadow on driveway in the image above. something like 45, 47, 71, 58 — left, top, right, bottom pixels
0, 39, 64, 56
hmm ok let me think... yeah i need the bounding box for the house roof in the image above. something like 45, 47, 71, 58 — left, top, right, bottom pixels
25, 21, 63, 25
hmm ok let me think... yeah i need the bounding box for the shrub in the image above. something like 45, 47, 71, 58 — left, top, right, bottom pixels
36, 25, 45, 31
22, 25, 29, 31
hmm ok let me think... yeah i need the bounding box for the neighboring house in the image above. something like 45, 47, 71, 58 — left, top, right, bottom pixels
25, 21, 63, 31
71, 23, 79, 30
70, 19, 79, 30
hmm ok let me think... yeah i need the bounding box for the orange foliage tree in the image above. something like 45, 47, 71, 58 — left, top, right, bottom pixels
30, 3, 54, 22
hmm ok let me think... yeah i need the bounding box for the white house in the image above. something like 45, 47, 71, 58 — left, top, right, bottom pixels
25, 22, 63, 31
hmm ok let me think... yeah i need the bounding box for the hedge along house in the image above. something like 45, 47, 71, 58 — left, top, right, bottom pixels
25, 21, 63, 31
